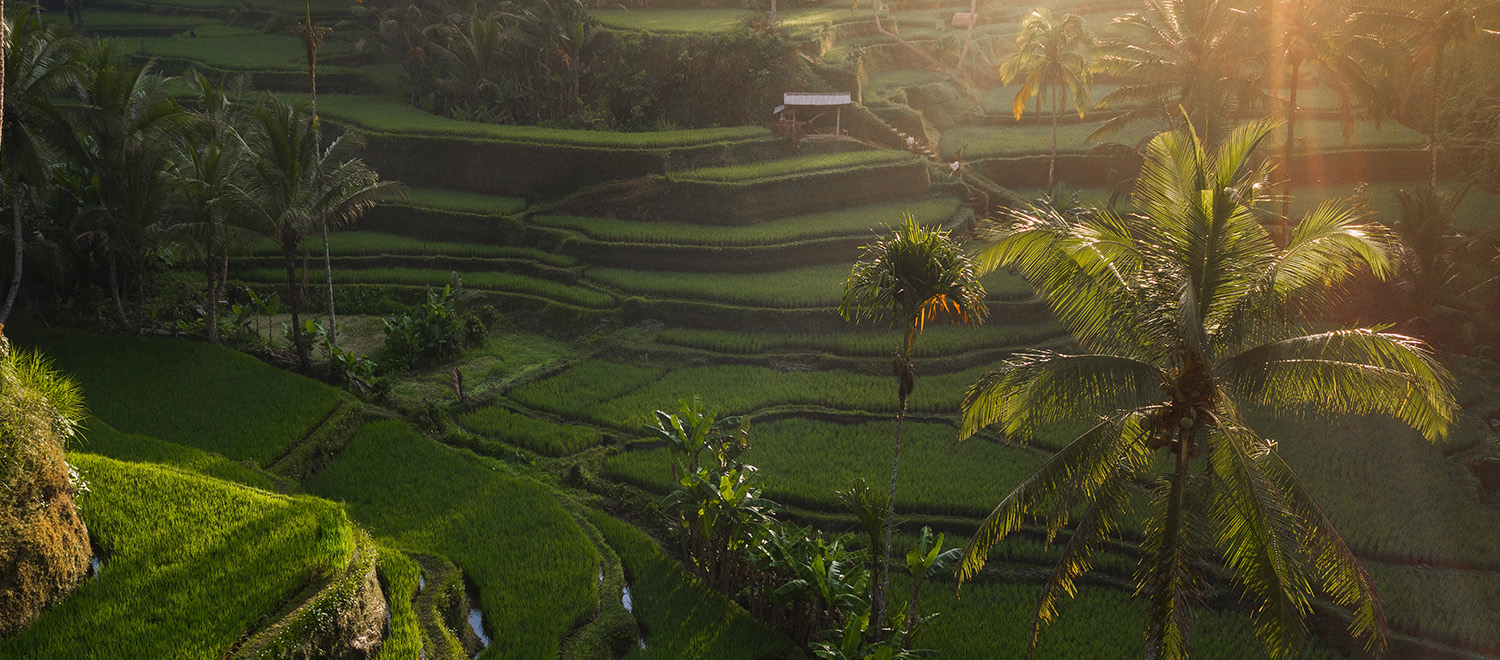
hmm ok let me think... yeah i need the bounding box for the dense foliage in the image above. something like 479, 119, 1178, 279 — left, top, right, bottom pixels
958, 121, 1458, 658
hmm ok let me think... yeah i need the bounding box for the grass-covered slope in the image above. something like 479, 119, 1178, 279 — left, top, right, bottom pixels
76, 418, 279, 491
305, 420, 599, 660
14, 331, 341, 466
0, 454, 355, 659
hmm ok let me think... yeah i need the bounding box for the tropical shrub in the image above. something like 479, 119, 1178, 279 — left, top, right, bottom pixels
382, 284, 467, 370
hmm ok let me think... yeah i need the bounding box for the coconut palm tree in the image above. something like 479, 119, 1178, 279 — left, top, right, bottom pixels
1092, 0, 1266, 146
999, 9, 1094, 194
1352, 0, 1500, 190
1, 11, 74, 324
166, 72, 257, 344
958, 119, 1456, 659
243, 96, 403, 368
839, 216, 987, 638
54, 42, 187, 330
1260, 0, 1378, 236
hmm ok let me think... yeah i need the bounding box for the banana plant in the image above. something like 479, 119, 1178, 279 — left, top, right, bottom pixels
899, 527, 960, 648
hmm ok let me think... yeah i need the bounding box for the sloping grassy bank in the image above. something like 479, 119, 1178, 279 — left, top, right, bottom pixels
305, 420, 600, 659
1, 454, 355, 659
14, 331, 340, 466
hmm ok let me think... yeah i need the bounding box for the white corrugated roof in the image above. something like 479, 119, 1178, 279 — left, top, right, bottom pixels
784, 92, 852, 106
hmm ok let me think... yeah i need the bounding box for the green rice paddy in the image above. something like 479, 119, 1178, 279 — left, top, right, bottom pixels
402, 188, 528, 216
234, 266, 615, 308
592, 8, 848, 37
316, 94, 772, 148
305, 420, 600, 659
250, 231, 576, 267
1, 454, 354, 659
533, 197, 963, 247
14, 331, 340, 466
605, 417, 1052, 517
76, 418, 279, 491
669, 150, 918, 183
457, 405, 603, 456
650, 320, 1067, 357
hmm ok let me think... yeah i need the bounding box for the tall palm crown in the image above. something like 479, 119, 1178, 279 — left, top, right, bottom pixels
958, 120, 1457, 659
840, 216, 987, 637
1000, 9, 1094, 192
243, 97, 404, 366
1092, 0, 1265, 145
841, 216, 989, 359
1001, 9, 1094, 122
1351, 0, 1500, 189
1, 12, 76, 323
1260, 0, 1377, 228
55, 42, 188, 329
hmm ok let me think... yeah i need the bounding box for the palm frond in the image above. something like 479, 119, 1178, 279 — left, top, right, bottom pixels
957, 412, 1151, 584
1220, 329, 1457, 441
959, 350, 1167, 440
1265, 451, 1388, 654
1026, 472, 1135, 658
1205, 421, 1313, 658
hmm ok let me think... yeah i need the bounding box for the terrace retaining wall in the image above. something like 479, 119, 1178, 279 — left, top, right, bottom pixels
662, 160, 932, 224
352, 130, 792, 201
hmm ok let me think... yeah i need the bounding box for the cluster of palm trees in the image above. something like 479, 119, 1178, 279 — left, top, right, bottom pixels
1, 11, 403, 367
355, 0, 593, 124
839, 120, 1457, 659
996, 0, 1500, 202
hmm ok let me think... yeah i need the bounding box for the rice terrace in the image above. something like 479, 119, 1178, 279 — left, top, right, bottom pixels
2, 0, 1500, 658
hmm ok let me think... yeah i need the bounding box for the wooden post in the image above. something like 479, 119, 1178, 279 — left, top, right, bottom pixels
836, 106, 842, 135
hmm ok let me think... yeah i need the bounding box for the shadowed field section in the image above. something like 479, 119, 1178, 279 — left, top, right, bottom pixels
305, 420, 600, 660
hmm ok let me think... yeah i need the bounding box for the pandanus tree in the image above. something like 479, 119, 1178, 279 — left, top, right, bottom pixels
1, 11, 74, 324
243, 97, 403, 368
839, 216, 987, 638
999, 9, 1094, 194
1353, 0, 1500, 190
1092, 0, 1265, 146
958, 120, 1457, 659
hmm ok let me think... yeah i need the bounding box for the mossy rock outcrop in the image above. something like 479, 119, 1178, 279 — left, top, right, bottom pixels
0, 334, 91, 637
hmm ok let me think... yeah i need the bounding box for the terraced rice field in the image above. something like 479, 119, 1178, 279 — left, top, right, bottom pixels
15, 331, 340, 466
305, 420, 600, 659
32, 3, 1500, 658
1, 455, 355, 659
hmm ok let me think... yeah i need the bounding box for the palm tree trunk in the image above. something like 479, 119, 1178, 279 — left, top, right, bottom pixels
1281, 61, 1300, 243
1, 192, 23, 324
284, 239, 308, 368
1429, 49, 1443, 191
874, 394, 907, 639
108, 251, 130, 330
902, 576, 923, 648
0, 4, 6, 297
205, 248, 218, 343
303, 0, 336, 347
321, 223, 335, 346
1049, 84, 1060, 194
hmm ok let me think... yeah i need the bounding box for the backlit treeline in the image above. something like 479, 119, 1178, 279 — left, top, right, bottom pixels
0, 9, 403, 367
